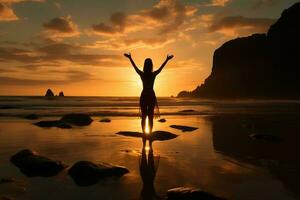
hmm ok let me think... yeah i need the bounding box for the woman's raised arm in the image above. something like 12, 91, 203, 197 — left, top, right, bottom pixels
124, 53, 143, 75
154, 54, 174, 76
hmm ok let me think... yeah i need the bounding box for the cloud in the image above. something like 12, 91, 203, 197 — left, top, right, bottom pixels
0, 0, 45, 22
252, 0, 281, 9
0, 42, 124, 67
88, 37, 175, 50
0, 70, 92, 85
43, 16, 80, 40
0, 0, 45, 4
209, 16, 275, 36
91, 0, 197, 36
0, 2, 18, 21
210, 0, 231, 7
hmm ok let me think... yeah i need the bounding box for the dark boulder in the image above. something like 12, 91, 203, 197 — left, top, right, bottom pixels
24, 114, 39, 120
158, 118, 166, 123
100, 118, 111, 123
167, 187, 225, 200
68, 161, 129, 186
116, 131, 178, 141
60, 114, 93, 126
58, 91, 64, 97
179, 110, 195, 113
10, 149, 67, 177
45, 89, 54, 97
34, 120, 72, 129
170, 125, 198, 132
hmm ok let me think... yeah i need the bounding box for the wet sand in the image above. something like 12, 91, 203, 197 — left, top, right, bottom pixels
0, 115, 299, 200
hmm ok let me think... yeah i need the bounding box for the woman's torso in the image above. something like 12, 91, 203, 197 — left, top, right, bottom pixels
140, 72, 156, 92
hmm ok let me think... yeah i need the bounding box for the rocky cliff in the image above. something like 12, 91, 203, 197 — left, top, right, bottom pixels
178, 2, 300, 99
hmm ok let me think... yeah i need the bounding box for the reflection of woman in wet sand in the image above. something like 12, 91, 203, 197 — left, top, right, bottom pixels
139, 143, 160, 200
124, 53, 174, 136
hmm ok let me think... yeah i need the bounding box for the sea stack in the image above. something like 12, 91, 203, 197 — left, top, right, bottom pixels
45, 89, 54, 97
59, 91, 64, 97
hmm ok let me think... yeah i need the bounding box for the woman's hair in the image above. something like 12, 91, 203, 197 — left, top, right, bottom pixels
143, 58, 153, 73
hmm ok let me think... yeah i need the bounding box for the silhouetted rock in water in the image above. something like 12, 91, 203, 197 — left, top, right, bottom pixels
150, 131, 178, 141
34, 120, 72, 129
45, 89, 54, 97
170, 125, 198, 132
100, 118, 111, 123
60, 114, 93, 126
116, 131, 178, 141
58, 91, 64, 97
10, 149, 67, 177
158, 118, 166, 123
249, 133, 283, 142
179, 110, 195, 113
167, 187, 225, 200
178, 2, 300, 99
24, 114, 38, 120
68, 161, 129, 186
117, 131, 142, 138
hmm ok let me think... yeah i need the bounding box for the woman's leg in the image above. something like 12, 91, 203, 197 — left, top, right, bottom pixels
141, 106, 147, 134
148, 104, 154, 134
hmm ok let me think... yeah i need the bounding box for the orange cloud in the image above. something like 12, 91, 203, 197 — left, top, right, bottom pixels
209, 16, 275, 36
91, 0, 198, 36
88, 37, 175, 50
43, 16, 80, 40
0, 2, 18, 21
210, 0, 231, 6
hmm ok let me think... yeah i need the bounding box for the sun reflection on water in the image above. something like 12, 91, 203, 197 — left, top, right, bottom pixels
145, 116, 150, 134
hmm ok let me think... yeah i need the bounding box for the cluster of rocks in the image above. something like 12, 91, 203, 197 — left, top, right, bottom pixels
10, 149, 129, 186
34, 113, 93, 129
45, 89, 65, 98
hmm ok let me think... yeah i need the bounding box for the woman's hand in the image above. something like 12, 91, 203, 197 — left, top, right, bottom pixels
167, 54, 174, 60
124, 53, 131, 59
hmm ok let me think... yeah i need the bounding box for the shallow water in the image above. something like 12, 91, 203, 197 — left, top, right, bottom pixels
0, 114, 299, 200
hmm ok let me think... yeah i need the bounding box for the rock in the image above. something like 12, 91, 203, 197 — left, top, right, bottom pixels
68, 161, 129, 186
149, 131, 178, 141
10, 149, 67, 177
45, 89, 54, 97
60, 114, 93, 126
179, 110, 195, 113
249, 133, 283, 142
158, 118, 166, 123
116, 131, 178, 141
34, 120, 72, 129
170, 125, 198, 132
24, 114, 39, 120
167, 187, 225, 200
116, 131, 142, 138
58, 91, 64, 97
100, 118, 111, 123
177, 2, 300, 99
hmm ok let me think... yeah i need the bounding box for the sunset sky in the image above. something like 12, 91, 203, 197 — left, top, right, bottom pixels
0, 0, 298, 96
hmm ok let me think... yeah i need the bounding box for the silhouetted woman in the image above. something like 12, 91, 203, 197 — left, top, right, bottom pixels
124, 53, 174, 135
